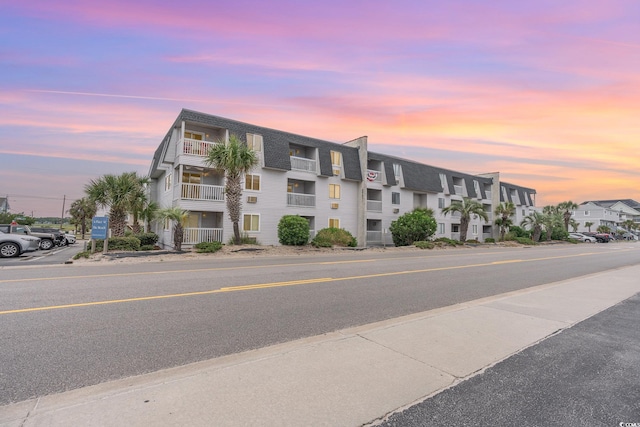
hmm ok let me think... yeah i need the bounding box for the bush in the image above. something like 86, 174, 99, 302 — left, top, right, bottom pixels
135, 232, 159, 247
94, 237, 141, 251
550, 228, 569, 241
195, 241, 223, 253
277, 215, 310, 246
484, 238, 496, 243
514, 237, 536, 245
73, 251, 91, 259
227, 232, 259, 245
506, 226, 530, 240
389, 208, 437, 246
140, 244, 155, 251
311, 228, 357, 248
434, 237, 461, 246
414, 241, 434, 249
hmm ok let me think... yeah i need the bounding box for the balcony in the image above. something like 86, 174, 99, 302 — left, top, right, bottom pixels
181, 183, 225, 201
178, 138, 215, 156
367, 230, 382, 243
366, 200, 383, 212
183, 227, 223, 244
484, 190, 492, 199
287, 193, 316, 207
453, 185, 464, 195
290, 156, 317, 173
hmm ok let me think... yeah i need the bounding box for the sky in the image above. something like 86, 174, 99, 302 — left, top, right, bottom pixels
1, 0, 639, 217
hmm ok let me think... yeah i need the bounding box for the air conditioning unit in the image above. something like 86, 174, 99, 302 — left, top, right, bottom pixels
331, 203, 339, 209
393, 208, 400, 214
247, 196, 258, 203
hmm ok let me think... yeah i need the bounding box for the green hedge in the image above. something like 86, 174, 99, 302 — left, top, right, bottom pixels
194, 241, 223, 253
277, 215, 310, 246
311, 228, 357, 248
94, 237, 141, 251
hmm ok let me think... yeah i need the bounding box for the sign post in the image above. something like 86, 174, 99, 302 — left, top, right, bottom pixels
91, 217, 109, 254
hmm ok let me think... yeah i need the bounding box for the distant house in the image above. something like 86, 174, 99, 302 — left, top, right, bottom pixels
147, 109, 537, 249
576, 199, 640, 233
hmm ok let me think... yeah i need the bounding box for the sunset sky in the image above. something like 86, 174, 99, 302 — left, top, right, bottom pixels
1, 0, 639, 217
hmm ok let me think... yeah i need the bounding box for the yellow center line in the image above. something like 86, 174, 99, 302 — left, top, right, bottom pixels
0, 249, 617, 315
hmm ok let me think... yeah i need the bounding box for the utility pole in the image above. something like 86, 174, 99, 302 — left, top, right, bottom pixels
60, 195, 66, 228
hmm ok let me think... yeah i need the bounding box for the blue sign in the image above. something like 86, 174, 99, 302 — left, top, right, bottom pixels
91, 217, 109, 240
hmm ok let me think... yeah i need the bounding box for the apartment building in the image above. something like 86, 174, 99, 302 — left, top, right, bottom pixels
148, 109, 537, 248
573, 199, 640, 233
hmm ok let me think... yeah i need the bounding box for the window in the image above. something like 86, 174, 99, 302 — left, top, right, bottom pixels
393, 163, 401, 178
522, 209, 525, 216
243, 214, 260, 232
330, 151, 342, 176
438, 198, 445, 209
164, 174, 172, 191
329, 218, 340, 228
438, 223, 445, 234
329, 184, 341, 199
584, 211, 590, 216
392, 192, 400, 205
245, 174, 261, 191
439, 173, 447, 189
472, 224, 478, 235
452, 224, 460, 233
246, 133, 262, 151
184, 131, 203, 140
163, 218, 170, 231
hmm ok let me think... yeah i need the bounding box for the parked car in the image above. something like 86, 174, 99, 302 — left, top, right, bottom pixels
594, 233, 612, 243
29, 227, 68, 246
0, 224, 57, 250
0, 230, 41, 258
569, 232, 596, 243
63, 231, 77, 244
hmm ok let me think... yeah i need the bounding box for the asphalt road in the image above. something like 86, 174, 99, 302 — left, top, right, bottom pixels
378, 293, 640, 427
1, 242, 639, 405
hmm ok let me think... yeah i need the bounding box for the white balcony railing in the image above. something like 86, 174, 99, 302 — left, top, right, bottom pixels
367, 231, 382, 243
290, 156, 317, 173
287, 193, 315, 207
366, 200, 383, 212
453, 185, 464, 195
484, 190, 492, 199
183, 228, 223, 244
179, 138, 215, 156
181, 183, 225, 201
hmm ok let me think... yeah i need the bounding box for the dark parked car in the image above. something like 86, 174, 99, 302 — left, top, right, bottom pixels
583, 232, 612, 243
29, 227, 67, 246
0, 224, 57, 250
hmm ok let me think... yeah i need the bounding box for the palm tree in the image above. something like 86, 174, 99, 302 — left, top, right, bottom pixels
442, 197, 489, 242
494, 202, 515, 241
569, 218, 579, 232
68, 197, 97, 239
585, 221, 594, 232
157, 207, 189, 251
597, 225, 611, 233
622, 219, 636, 232
127, 175, 151, 234
204, 134, 258, 244
521, 211, 545, 242
557, 201, 578, 231
541, 211, 562, 241
85, 172, 146, 237
141, 200, 159, 233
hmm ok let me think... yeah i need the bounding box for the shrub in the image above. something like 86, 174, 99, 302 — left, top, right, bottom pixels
73, 251, 91, 259
94, 237, 141, 251
135, 232, 159, 246
484, 238, 496, 243
514, 237, 536, 245
227, 232, 259, 245
434, 237, 461, 246
277, 215, 310, 246
140, 244, 155, 251
389, 208, 437, 246
195, 241, 223, 253
506, 226, 530, 240
550, 228, 569, 241
414, 241, 434, 249
311, 228, 357, 248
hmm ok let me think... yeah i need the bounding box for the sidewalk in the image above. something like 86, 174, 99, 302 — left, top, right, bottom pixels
2, 265, 640, 427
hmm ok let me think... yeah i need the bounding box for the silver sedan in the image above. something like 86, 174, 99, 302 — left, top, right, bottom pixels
0, 230, 41, 257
